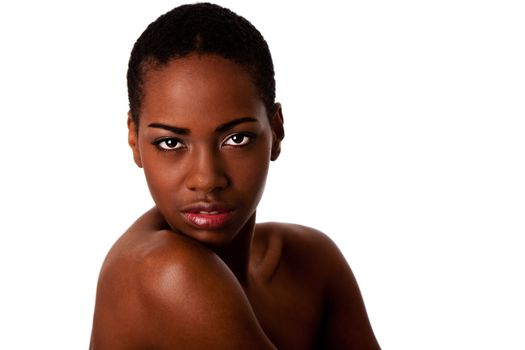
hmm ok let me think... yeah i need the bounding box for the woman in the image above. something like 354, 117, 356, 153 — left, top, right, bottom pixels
90, 3, 380, 349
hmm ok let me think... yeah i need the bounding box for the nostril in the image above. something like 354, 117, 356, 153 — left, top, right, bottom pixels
185, 169, 229, 193
184, 150, 229, 193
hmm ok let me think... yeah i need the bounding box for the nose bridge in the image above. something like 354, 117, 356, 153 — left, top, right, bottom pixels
185, 144, 228, 193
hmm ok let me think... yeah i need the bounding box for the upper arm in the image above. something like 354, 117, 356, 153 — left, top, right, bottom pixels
90, 236, 276, 350
310, 232, 381, 350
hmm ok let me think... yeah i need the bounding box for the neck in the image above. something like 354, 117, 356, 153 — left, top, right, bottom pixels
213, 213, 256, 285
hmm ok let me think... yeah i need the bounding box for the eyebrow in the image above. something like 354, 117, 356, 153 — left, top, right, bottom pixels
147, 123, 189, 135
148, 117, 258, 135
215, 117, 258, 132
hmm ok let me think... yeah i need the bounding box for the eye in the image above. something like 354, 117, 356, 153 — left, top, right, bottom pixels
223, 133, 253, 147
153, 138, 184, 151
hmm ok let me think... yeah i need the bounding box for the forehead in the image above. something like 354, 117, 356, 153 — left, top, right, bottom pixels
140, 55, 266, 126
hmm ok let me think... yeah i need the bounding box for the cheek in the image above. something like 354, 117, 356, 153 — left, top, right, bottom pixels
248, 159, 270, 205
227, 143, 272, 202
236, 159, 269, 195
141, 155, 181, 206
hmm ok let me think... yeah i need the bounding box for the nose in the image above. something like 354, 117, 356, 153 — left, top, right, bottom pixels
184, 148, 229, 194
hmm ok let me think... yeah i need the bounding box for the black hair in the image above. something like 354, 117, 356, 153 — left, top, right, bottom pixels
127, 2, 276, 125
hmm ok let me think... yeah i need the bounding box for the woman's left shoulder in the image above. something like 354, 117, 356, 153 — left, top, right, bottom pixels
256, 222, 346, 268
256, 223, 381, 349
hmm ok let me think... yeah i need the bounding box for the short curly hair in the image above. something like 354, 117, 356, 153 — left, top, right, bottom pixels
127, 2, 276, 125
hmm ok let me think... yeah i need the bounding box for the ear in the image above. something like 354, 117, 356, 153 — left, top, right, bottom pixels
270, 103, 285, 161
127, 112, 143, 168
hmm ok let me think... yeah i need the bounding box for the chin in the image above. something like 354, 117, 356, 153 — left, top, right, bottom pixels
190, 229, 238, 247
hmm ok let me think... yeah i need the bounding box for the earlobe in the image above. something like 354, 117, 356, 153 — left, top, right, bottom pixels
271, 147, 281, 161
270, 103, 285, 161
127, 113, 143, 168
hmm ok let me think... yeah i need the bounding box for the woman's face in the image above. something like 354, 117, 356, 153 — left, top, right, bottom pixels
128, 54, 283, 246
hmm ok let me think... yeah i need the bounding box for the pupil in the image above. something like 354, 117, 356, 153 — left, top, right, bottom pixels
233, 135, 243, 143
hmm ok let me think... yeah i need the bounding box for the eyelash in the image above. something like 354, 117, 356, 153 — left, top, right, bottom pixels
152, 137, 185, 152
152, 133, 255, 152
223, 132, 255, 147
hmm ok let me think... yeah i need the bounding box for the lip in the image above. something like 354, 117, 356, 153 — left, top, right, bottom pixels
181, 202, 235, 230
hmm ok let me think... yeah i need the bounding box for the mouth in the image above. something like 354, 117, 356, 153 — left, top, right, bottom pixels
181, 203, 235, 230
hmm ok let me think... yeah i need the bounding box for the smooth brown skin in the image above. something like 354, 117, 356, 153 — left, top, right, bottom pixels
91, 54, 380, 349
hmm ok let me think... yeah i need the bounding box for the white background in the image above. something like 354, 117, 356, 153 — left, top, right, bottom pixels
0, 1, 524, 349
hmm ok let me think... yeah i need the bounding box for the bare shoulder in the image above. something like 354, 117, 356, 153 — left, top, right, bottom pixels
255, 222, 344, 272
253, 222, 351, 305
255, 222, 381, 350
91, 209, 275, 350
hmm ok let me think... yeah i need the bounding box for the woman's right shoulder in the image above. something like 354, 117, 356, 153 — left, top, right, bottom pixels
96, 208, 224, 315
101, 207, 213, 278
91, 209, 275, 349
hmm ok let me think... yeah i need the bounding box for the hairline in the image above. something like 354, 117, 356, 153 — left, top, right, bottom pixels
131, 52, 275, 130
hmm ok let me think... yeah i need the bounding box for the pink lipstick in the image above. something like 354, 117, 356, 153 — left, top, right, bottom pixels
181, 203, 234, 230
